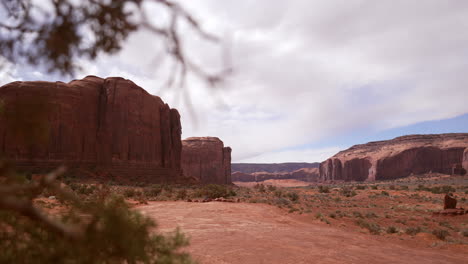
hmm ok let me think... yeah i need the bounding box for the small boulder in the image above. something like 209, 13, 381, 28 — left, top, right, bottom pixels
444, 194, 457, 209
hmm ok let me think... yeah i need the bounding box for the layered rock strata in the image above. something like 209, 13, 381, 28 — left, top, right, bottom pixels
319, 134, 468, 182
0, 76, 182, 183
181, 137, 232, 184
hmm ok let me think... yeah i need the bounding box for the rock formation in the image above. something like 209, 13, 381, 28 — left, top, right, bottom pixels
231, 168, 319, 182
463, 148, 468, 175
0, 76, 182, 183
444, 194, 457, 210
319, 134, 468, 182
181, 137, 231, 184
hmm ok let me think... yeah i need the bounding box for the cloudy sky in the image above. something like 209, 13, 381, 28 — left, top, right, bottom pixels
2, 0, 468, 163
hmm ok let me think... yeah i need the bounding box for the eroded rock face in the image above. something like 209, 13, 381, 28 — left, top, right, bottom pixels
181, 137, 231, 184
320, 134, 468, 182
463, 148, 468, 175
0, 76, 182, 183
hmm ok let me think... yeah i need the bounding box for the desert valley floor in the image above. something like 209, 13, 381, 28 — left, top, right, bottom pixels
138, 201, 467, 264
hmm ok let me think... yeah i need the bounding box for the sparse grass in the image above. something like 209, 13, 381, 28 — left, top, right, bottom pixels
405, 227, 422, 236
386, 226, 398, 234
318, 185, 330, 193
355, 219, 381, 235
432, 229, 450, 240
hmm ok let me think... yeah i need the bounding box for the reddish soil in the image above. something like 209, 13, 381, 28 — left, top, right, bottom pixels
137, 201, 467, 264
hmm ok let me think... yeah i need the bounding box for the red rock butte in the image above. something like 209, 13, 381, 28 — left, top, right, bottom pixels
320, 134, 468, 182
0, 76, 183, 183
181, 137, 231, 184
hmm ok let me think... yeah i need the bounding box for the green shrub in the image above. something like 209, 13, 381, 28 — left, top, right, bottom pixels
386, 226, 398, 234
462, 229, 468, 237
254, 183, 266, 193
176, 189, 188, 200
286, 191, 299, 202
432, 229, 450, 240
355, 219, 381, 235
124, 188, 137, 198
371, 185, 378, 190
380, 191, 390, 196
196, 184, 236, 199
318, 185, 330, 193
352, 211, 363, 218
144, 185, 163, 197
340, 187, 357, 197
274, 190, 283, 197
355, 185, 366, 190
365, 212, 378, 219
0, 171, 194, 263
274, 198, 291, 207
405, 227, 422, 236
267, 185, 277, 192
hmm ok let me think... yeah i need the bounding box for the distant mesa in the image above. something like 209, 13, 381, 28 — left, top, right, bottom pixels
319, 134, 468, 182
181, 137, 231, 184
231, 163, 319, 182
0, 76, 231, 184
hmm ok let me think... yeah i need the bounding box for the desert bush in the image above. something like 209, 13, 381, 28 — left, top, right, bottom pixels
355, 185, 366, 190
124, 188, 138, 198
340, 187, 357, 197
144, 184, 163, 197
416, 185, 456, 194
254, 183, 266, 193
318, 185, 330, 193
352, 211, 364, 218
371, 185, 378, 190
267, 185, 277, 192
0, 168, 194, 263
274, 190, 283, 198
462, 229, 468, 237
195, 184, 236, 199
176, 189, 188, 200
399, 186, 409, 191
432, 229, 450, 240
386, 226, 398, 234
286, 191, 300, 202
274, 198, 291, 207
405, 227, 422, 236
355, 219, 381, 235
380, 191, 390, 196
365, 212, 378, 219
389, 185, 396, 190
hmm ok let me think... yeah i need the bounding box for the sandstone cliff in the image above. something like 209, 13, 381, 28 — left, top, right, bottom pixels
181, 137, 232, 184
463, 148, 468, 174
232, 168, 319, 182
319, 134, 468, 182
0, 76, 182, 183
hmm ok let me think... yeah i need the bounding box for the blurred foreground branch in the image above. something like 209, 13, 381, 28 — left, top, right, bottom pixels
0, 0, 231, 87
0, 163, 193, 263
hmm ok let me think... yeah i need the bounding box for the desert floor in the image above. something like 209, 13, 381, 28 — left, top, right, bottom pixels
138, 201, 468, 264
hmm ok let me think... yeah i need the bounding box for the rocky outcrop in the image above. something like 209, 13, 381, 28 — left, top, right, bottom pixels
0, 76, 182, 183
463, 148, 468, 175
181, 137, 232, 184
232, 168, 319, 182
319, 134, 468, 182
232, 162, 319, 173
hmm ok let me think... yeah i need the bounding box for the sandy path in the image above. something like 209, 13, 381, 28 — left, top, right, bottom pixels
138, 202, 467, 264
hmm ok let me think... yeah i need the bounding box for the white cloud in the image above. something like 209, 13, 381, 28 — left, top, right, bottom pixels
5, 0, 468, 163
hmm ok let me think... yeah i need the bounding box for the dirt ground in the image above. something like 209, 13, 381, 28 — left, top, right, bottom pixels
137, 201, 468, 264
